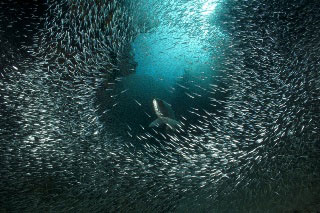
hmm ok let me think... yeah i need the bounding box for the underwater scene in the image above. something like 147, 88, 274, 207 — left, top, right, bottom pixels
0, 0, 319, 212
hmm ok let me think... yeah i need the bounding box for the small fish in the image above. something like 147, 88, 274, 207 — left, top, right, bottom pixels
120, 89, 128, 94
176, 83, 189, 90
185, 92, 195, 99
134, 99, 142, 106
145, 112, 151, 118
127, 124, 132, 131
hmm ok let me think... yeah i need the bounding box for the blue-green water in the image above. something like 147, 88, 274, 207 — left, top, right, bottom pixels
107, 0, 228, 136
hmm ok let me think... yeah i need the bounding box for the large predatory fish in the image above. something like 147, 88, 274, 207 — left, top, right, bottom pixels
149, 98, 180, 130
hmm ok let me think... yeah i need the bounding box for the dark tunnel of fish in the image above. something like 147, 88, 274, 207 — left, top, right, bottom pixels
0, 0, 320, 212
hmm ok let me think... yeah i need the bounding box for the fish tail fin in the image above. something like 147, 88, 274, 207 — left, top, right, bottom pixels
149, 118, 164, 128
162, 117, 180, 130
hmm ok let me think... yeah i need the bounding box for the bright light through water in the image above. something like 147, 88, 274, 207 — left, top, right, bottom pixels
201, 0, 218, 16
